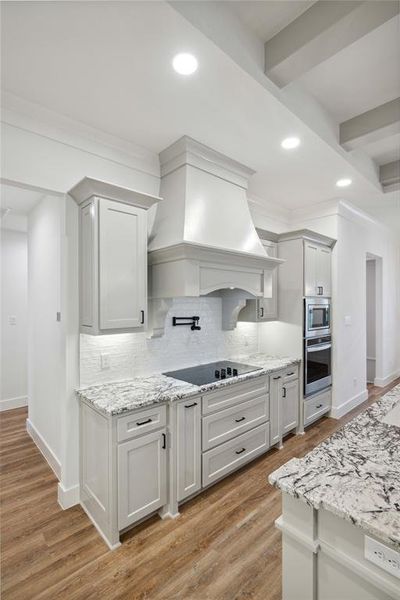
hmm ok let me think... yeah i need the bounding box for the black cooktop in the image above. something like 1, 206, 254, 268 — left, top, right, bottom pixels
163, 361, 262, 387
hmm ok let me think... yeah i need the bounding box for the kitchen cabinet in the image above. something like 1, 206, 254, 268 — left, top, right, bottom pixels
270, 366, 300, 445
118, 428, 167, 529
304, 241, 331, 297
238, 240, 278, 322
176, 399, 201, 502
80, 198, 147, 334
69, 177, 161, 335
282, 378, 299, 435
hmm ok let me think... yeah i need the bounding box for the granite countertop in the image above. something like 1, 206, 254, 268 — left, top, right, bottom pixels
77, 353, 299, 416
269, 384, 400, 550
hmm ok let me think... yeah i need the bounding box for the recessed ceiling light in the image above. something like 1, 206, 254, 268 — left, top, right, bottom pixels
172, 53, 198, 75
281, 137, 301, 150
336, 178, 352, 188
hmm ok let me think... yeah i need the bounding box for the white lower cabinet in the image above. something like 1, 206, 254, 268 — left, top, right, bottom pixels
176, 399, 201, 502
202, 423, 270, 487
282, 379, 299, 435
118, 428, 167, 529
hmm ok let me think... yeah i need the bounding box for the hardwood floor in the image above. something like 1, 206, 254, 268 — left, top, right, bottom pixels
1, 379, 399, 600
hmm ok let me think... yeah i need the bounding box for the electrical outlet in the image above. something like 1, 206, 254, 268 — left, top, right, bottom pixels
100, 353, 110, 370
365, 536, 400, 579
8, 315, 17, 326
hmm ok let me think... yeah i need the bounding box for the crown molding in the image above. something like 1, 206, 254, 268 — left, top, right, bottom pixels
1, 92, 160, 179
68, 176, 162, 208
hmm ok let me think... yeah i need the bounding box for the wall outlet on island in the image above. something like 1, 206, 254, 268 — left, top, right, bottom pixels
100, 353, 110, 370
365, 536, 400, 579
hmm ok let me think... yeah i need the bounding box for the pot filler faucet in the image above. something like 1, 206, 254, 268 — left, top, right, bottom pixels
172, 316, 201, 331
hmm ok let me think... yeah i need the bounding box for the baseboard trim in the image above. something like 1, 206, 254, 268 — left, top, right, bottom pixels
374, 370, 400, 388
58, 482, 80, 509
26, 418, 61, 480
0, 395, 28, 412
330, 389, 368, 419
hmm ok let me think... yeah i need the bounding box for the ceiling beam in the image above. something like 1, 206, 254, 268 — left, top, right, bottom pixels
264, 1, 400, 87
380, 160, 400, 192
339, 98, 400, 150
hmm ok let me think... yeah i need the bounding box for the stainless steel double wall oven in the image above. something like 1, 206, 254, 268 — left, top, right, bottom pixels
304, 298, 332, 396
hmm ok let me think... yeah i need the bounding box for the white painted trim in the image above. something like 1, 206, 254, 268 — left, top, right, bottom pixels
329, 389, 368, 419
80, 501, 121, 551
57, 482, 80, 510
2, 92, 160, 179
275, 515, 320, 554
0, 395, 28, 412
374, 369, 400, 388
26, 418, 61, 480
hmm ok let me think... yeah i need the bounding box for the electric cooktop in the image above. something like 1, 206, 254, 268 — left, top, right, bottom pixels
163, 361, 262, 387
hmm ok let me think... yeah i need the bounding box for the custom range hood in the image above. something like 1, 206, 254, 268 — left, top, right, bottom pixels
147, 137, 284, 334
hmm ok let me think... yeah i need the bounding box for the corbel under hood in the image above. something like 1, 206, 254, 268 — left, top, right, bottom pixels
148, 136, 284, 303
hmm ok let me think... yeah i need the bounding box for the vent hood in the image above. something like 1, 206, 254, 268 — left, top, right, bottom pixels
148, 136, 283, 297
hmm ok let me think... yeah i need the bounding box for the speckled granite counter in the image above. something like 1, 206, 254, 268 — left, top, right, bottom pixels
77, 354, 299, 416
269, 384, 400, 550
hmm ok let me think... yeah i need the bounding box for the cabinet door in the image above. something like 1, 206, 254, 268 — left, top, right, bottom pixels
99, 199, 146, 330
118, 429, 167, 529
317, 246, 331, 297
282, 379, 299, 435
304, 242, 318, 297
270, 374, 282, 446
177, 400, 201, 502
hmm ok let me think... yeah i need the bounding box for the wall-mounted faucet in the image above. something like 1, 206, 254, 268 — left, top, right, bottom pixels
172, 316, 201, 331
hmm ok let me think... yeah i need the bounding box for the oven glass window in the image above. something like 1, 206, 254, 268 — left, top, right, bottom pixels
307, 346, 331, 384
309, 307, 329, 329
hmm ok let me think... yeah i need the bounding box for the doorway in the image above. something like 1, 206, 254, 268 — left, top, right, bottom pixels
1, 182, 65, 476
366, 254, 382, 385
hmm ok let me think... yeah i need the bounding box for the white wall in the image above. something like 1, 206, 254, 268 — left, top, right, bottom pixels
81, 297, 259, 387
27, 195, 64, 473
0, 229, 28, 410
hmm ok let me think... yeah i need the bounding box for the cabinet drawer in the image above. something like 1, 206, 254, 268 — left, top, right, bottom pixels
202, 394, 269, 451
117, 405, 166, 442
202, 423, 270, 487
283, 365, 299, 383
202, 376, 268, 415
304, 389, 331, 427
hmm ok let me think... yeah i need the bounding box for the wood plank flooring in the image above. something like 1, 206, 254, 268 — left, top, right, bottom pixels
1, 379, 399, 600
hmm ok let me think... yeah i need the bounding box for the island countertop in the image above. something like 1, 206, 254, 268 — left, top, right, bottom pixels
76, 353, 300, 416
269, 384, 400, 550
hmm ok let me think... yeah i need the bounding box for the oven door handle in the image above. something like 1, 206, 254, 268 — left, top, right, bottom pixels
307, 344, 331, 353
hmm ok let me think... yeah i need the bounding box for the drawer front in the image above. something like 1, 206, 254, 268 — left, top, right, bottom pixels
202, 423, 270, 487
283, 365, 299, 383
304, 389, 331, 427
117, 405, 166, 442
202, 394, 269, 451
202, 376, 269, 415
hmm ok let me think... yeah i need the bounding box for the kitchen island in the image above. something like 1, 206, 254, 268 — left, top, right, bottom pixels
269, 384, 400, 600
77, 354, 301, 548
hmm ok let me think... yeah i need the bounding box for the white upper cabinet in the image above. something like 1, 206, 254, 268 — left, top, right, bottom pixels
99, 200, 146, 330
69, 177, 161, 335
304, 241, 331, 297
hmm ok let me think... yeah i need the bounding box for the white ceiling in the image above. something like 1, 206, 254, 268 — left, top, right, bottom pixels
298, 16, 400, 123
0, 1, 398, 224
227, 0, 315, 42
361, 133, 400, 167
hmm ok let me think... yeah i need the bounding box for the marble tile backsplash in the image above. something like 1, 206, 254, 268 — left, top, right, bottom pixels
80, 297, 259, 387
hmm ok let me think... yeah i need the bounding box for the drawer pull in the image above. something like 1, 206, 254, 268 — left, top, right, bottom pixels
235, 447, 246, 455
136, 418, 152, 426
286, 372, 294, 376
235, 416, 246, 423
316, 403, 323, 409
282, 387, 286, 398
184, 402, 198, 408
273, 375, 281, 380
